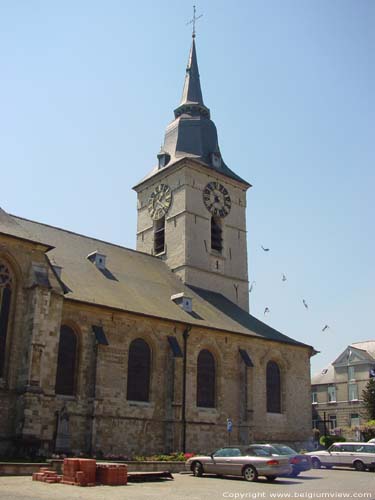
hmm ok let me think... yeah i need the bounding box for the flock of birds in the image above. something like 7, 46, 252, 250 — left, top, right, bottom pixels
250, 245, 330, 333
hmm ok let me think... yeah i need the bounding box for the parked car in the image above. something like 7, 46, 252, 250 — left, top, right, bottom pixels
246, 444, 311, 477
306, 442, 375, 472
368, 438, 375, 443
185, 446, 292, 482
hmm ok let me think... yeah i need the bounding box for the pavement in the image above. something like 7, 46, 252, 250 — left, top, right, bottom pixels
0, 468, 374, 500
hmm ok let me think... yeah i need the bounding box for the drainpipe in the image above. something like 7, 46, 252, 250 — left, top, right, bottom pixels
89, 342, 98, 456
182, 325, 191, 453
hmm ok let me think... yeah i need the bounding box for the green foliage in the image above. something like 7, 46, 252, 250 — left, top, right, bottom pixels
319, 435, 346, 448
362, 379, 375, 420
360, 420, 375, 441
134, 452, 187, 462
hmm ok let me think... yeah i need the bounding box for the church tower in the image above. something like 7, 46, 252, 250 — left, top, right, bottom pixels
133, 36, 251, 311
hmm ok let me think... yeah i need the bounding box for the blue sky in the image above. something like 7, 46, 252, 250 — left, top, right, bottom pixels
1, 1, 374, 375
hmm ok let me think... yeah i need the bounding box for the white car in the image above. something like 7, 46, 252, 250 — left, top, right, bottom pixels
368, 438, 375, 443
306, 442, 375, 472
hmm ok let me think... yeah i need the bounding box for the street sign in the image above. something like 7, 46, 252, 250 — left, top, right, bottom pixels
227, 418, 233, 432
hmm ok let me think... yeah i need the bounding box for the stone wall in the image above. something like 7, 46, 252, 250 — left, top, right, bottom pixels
0, 234, 313, 458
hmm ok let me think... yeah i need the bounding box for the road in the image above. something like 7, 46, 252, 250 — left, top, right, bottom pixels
0, 469, 373, 500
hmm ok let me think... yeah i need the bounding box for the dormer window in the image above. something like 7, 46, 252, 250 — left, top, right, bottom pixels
170, 292, 192, 313
87, 251, 106, 270
157, 151, 170, 169
154, 217, 165, 255
211, 217, 222, 253
211, 152, 222, 168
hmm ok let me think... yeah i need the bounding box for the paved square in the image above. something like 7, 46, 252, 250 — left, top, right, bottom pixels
0, 469, 374, 500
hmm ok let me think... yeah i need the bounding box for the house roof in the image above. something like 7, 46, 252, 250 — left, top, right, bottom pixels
312, 341, 375, 385
0, 210, 313, 351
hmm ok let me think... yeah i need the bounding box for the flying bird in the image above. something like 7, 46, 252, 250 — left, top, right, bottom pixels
264, 307, 270, 315
282, 274, 287, 282
249, 281, 256, 293
322, 324, 329, 332
302, 299, 308, 309
261, 245, 270, 252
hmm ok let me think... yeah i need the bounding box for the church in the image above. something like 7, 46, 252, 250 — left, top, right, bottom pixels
0, 34, 315, 457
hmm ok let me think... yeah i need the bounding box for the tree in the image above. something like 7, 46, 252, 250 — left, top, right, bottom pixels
362, 378, 375, 420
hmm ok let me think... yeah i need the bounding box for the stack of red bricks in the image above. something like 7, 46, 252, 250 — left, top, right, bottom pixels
96, 464, 128, 486
61, 458, 96, 487
32, 467, 62, 483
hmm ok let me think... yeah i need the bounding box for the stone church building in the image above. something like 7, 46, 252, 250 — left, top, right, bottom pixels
0, 37, 315, 457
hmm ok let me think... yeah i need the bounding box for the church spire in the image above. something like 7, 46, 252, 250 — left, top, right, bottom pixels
174, 37, 210, 119
179, 38, 204, 107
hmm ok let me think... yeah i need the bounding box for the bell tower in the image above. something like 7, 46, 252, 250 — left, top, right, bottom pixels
133, 36, 251, 311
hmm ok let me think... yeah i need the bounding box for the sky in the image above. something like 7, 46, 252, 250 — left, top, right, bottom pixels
0, 1, 374, 376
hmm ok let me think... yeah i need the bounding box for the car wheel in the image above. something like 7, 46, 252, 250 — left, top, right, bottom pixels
325, 465, 333, 469
192, 461, 204, 477
243, 465, 258, 482
311, 458, 321, 469
266, 476, 277, 482
353, 460, 366, 472
290, 471, 300, 477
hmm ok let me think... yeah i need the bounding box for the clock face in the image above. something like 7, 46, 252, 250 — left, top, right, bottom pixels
203, 182, 231, 217
148, 184, 172, 220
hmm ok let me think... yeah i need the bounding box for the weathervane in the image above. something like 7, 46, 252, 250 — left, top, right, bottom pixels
186, 5, 203, 38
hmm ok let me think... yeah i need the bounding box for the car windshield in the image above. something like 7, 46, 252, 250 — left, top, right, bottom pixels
271, 445, 297, 455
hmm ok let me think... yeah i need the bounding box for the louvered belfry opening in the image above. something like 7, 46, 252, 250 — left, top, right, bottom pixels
197, 349, 216, 408
211, 217, 222, 252
127, 338, 151, 402
55, 325, 78, 395
0, 261, 12, 378
154, 217, 165, 255
266, 361, 281, 413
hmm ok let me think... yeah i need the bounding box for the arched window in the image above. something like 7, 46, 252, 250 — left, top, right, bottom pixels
55, 325, 78, 395
154, 217, 165, 255
0, 262, 13, 378
266, 361, 281, 413
127, 338, 151, 402
211, 217, 222, 253
197, 349, 216, 408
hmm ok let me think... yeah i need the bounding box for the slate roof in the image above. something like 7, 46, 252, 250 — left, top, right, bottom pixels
0, 210, 312, 351
133, 38, 250, 190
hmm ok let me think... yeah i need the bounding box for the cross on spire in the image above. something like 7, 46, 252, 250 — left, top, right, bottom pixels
186, 5, 203, 38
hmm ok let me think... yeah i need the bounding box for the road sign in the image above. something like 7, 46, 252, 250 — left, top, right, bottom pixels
227, 418, 233, 432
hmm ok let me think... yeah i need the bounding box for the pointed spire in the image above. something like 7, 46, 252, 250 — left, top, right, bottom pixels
180, 38, 204, 106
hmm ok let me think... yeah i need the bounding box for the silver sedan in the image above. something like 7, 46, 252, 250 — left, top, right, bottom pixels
186, 446, 292, 482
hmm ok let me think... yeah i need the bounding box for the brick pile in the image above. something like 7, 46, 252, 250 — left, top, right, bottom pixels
96, 464, 128, 486
61, 458, 96, 486
32, 459, 128, 487
32, 467, 62, 483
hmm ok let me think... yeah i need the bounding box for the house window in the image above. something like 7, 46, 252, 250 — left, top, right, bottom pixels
55, 325, 78, 395
328, 385, 336, 402
127, 338, 151, 402
329, 415, 337, 430
350, 413, 360, 427
197, 349, 216, 408
348, 366, 355, 381
348, 383, 358, 401
266, 361, 281, 413
312, 389, 318, 404
211, 217, 222, 253
0, 262, 13, 378
154, 217, 165, 255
